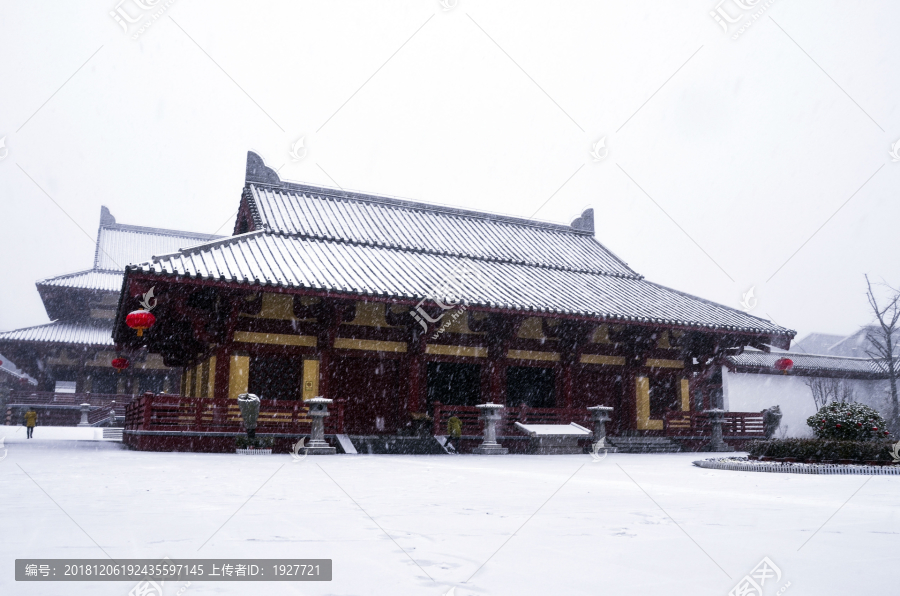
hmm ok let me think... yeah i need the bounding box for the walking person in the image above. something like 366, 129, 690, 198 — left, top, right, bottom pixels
447, 416, 462, 453
24, 408, 37, 439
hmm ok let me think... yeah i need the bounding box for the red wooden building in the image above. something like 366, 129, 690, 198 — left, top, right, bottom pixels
114, 152, 794, 453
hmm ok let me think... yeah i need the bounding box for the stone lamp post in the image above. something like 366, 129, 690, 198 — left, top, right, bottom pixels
473, 403, 508, 455
305, 397, 336, 455
587, 405, 616, 451
703, 409, 734, 452
237, 393, 261, 438
77, 403, 91, 427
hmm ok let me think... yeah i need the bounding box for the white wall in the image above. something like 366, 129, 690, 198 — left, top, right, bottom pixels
722, 370, 890, 438
723, 370, 816, 438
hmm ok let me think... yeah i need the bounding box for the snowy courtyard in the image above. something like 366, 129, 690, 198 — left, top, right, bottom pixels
1, 438, 896, 595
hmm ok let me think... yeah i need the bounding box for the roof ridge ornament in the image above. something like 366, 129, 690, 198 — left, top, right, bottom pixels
100, 205, 116, 226
570, 208, 594, 233
245, 150, 281, 185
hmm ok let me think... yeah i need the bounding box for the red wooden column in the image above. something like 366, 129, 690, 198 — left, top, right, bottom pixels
543, 319, 592, 411
487, 351, 506, 405
315, 300, 354, 401
475, 313, 524, 405
213, 346, 231, 399
620, 364, 639, 432
213, 296, 244, 400
317, 332, 335, 402
407, 326, 426, 416
560, 352, 576, 409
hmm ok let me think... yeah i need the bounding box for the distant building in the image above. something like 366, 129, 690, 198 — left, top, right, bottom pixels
724, 328, 899, 438
0, 207, 221, 396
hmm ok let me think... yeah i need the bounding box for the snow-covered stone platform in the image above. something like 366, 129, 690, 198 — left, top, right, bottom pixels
0, 425, 121, 442
2, 444, 896, 595
514, 421, 592, 454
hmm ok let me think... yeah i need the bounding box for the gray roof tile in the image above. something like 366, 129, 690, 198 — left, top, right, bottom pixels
247, 184, 638, 277
134, 231, 790, 336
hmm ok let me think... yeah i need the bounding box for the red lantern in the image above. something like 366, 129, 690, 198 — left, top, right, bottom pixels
126, 309, 156, 337
774, 358, 794, 373
111, 357, 130, 372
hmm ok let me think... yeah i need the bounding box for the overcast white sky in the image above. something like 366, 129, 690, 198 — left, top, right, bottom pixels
0, 0, 898, 342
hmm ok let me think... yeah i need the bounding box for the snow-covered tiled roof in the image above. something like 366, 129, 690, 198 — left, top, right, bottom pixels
243, 183, 638, 277
0, 321, 114, 346
36, 269, 124, 292
94, 223, 223, 271
0, 364, 36, 385
130, 230, 791, 337
727, 350, 883, 377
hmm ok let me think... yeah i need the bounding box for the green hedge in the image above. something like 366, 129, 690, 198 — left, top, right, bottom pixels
747, 438, 898, 462
236, 436, 274, 449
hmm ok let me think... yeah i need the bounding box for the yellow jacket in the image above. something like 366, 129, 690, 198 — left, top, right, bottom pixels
24, 411, 37, 427
447, 416, 462, 438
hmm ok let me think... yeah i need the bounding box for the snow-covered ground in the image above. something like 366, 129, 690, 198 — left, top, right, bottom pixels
0, 425, 115, 442
1, 442, 896, 595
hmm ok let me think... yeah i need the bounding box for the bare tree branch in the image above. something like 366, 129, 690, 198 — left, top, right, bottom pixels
864, 274, 900, 431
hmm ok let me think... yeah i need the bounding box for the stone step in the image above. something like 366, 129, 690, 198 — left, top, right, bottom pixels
102, 427, 123, 441
609, 436, 676, 443
607, 436, 681, 453
348, 435, 446, 455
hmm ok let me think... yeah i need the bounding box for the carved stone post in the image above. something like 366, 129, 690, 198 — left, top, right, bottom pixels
473, 403, 508, 455
587, 405, 615, 450
703, 408, 734, 452
77, 403, 91, 427
306, 397, 337, 455
237, 393, 260, 438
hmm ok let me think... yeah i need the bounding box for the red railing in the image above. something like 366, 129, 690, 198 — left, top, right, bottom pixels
87, 405, 127, 425
9, 391, 137, 408
124, 394, 346, 434
664, 411, 765, 437
431, 402, 593, 436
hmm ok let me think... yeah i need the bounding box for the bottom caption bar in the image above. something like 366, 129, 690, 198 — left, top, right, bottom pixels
16, 559, 332, 581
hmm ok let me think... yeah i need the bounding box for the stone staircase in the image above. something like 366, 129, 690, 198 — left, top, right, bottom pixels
102, 428, 124, 441
349, 435, 446, 455
606, 435, 681, 453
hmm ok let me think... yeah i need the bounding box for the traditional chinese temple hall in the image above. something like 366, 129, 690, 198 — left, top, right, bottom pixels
113, 151, 794, 453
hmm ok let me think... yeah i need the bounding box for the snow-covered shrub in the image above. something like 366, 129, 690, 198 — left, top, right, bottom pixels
806, 402, 889, 441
